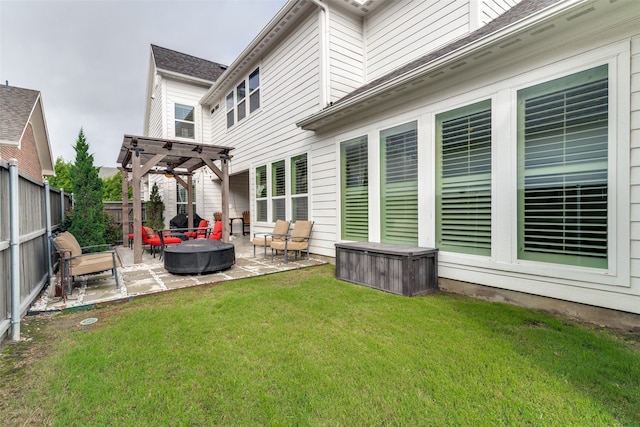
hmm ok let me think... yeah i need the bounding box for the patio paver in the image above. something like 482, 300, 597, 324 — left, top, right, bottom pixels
30, 235, 326, 312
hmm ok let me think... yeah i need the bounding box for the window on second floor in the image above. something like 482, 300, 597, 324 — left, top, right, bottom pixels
175, 104, 195, 139
227, 67, 260, 128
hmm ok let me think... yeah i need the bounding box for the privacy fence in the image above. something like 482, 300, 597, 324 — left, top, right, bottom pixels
0, 159, 72, 343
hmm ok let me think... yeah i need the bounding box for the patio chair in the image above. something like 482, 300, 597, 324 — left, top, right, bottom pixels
185, 219, 209, 239
52, 231, 120, 295
251, 219, 290, 259
208, 220, 223, 240
270, 220, 314, 264
142, 226, 182, 258
242, 211, 250, 235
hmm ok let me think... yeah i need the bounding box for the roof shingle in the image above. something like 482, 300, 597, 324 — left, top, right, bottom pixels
0, 84, 40, 144
151, 44, 227, 83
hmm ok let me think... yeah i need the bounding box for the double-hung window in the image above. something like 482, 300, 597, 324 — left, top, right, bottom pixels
341, 136, 369, 241
175, 104, 195, 139
227, 67, 260, 128
254, 153, 308, 223
381, 122, 418, 245
256, 165, 268, 222
272, 160, 286, 220
176, 184, 195, 215
517, 64, 608, 268
436, 100, 492, 255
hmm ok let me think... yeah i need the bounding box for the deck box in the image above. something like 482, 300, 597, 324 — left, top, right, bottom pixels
335, 242, 438, 296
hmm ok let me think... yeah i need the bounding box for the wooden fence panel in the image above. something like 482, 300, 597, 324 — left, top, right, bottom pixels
104, 201, 146, 244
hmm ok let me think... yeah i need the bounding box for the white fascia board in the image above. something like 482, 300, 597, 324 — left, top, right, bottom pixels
296, 0, 588, 130
156, 68, 214, 87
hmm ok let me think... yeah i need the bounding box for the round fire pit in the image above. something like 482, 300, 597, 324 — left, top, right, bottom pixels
164, 239, 235, 274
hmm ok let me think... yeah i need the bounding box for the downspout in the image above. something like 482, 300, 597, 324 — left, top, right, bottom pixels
310, 0, 330, 108
9, 159, 20, 341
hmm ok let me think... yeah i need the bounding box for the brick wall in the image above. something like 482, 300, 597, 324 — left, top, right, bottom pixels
0, 122, 43, 181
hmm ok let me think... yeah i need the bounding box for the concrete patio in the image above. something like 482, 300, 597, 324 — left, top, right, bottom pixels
30, 234, 327, 312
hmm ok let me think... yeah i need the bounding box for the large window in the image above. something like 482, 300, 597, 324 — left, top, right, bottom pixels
436, 100, 492, 255
254, 153, 308, 223
227, 67, 260, 128
517, 65, 608, 268
381, 122, 418, 245
341, 136, 368, 241
291, 154, 308, 221
175, 104, 194, 139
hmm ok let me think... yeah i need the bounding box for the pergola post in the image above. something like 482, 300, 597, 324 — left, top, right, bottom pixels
187, 175, 194, 229
121, 169, 129, 247
132, 150, 143, 264
221, 155, 230, 243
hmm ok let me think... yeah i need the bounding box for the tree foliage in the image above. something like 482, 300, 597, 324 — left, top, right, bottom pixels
48, 157, 73, 192
102, 170, 132, 201
146, 182, 165, 231
63, 129, 106, 247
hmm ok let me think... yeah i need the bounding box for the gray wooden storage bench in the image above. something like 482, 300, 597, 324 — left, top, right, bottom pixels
335, 242, 438, 296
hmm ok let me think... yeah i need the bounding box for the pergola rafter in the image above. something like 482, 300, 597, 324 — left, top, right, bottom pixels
117, 135, 233, 264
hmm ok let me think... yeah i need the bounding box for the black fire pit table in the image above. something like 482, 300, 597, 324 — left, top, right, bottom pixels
164, 239, 235, 274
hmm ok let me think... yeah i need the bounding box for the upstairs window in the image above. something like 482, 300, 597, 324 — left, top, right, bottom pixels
249, 68, 260, 113
175, 104, 195, 139
227, 67, 260, 128
226, 92, 234, 128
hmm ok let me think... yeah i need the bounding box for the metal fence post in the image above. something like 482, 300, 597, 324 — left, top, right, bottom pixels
9, 159, 20, 341
60, 189, 65, 222
44, 179, 53, 282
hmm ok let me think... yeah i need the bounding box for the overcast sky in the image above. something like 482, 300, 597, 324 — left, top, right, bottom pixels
0, 0, 287, 168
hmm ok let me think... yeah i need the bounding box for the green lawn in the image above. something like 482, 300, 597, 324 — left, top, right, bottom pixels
2, 264, 640, 426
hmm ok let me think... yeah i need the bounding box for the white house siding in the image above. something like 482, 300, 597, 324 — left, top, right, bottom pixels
307, 3, 640, 313
147, 77, 164, 139
479, 0, 522, 25
164, 79, 209, 141
329, 6, 365, 102
364, 0, 471, 81
207, 12, 335, 252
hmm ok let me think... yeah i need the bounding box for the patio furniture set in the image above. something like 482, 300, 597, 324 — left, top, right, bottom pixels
251, 220, 314, 264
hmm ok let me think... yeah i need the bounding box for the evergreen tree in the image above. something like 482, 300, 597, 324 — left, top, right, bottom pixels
146, 182, 165, 231
67, 129, 105, 247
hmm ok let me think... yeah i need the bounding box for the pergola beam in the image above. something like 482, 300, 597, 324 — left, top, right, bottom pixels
117, 135, 234, 264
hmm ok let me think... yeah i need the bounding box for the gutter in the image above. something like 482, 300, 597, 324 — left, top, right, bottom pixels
296, 0, 587, 130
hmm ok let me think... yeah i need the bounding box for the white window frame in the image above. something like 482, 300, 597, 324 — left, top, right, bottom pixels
174, 103, 195, 140
227, 67, 260, 129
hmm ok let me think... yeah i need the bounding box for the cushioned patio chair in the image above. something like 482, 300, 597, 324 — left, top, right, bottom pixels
270, 220, 314, 264
251, 219, 290, 259
207, 220, 222, 240
185, 219, 209, 239
52, 231, 120, 294
143, 226, 182, 258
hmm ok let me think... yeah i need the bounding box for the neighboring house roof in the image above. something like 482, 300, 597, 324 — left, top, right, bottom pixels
0, 83, 55, 176
151, 44, 227, 83
0, 85, 40, 145
298, 0, 574, 130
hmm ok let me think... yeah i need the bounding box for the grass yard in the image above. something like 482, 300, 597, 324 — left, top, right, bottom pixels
1, 264, 640, 426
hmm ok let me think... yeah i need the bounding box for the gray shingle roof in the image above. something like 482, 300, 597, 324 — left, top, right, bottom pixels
335, 0, 561, 106
0, 84, 40, 144
151, 44, 227, 82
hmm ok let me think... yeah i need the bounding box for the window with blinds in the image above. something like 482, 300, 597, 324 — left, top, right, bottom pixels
436, 100, 491, 256
381, 122, 418, 245
341, 136, 368, 241
517, 64, 608, 268
256, 165, 267, 222
272, 160, 286, 220
291, 154, 308, 221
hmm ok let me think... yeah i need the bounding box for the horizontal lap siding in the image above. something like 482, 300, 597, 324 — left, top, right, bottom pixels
165, 80, 209, 141
330, 8, 364, 102
481, 0, 522, 24
365, 0, 470, 81
147, 81, 163, 138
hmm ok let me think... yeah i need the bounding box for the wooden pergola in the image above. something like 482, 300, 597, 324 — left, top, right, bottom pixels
117, 135, 234, 264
